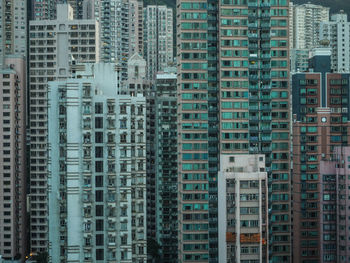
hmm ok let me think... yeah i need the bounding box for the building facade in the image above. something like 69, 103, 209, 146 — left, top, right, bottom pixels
320, 12, 350, 73
94, 0, 130, 82
28, 4, 99, 253
218, 154, 268, 263
290, 48, 309, 73
31, 0, 57, 20
144, 5, 173, 82
292, 3, 329, 49
129, 0, 144, 57
154, 70, 178, 262
47, 63, 147, 263
0, 0, 27, 65
319, 147, 350, 263
292, 48, 350, 263
177, 0, 291, 262
0, 55, 27, 261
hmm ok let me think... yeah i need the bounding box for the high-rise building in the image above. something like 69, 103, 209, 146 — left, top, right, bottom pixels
320, 12, 350, 73
177, 0, 291, 262
292, 48, 350, 263
290, 48, 309, 73
218, 154, 268, 263
94, 0, 130, 82
319, 146, 350, 263
144, 5, 173, 82
0, 55, 27, 261
292, 3, 329, 49
154, 69, 178, 262
31, 0, 57, 20
0, 0, 27, 65
47, 63, 147, 262
129, 0, 144, 57
28, 4, 99, 252
67, 0, 85, 19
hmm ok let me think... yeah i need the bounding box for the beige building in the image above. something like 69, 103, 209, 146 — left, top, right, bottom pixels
218, 155, 268, 263
0, 55, 27, 260
28, 4, 99, 253
292, 3, 329, 49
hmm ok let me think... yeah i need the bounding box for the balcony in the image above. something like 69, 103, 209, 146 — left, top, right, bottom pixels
249, 116, 259, 122
249, 147, 259, 152
262, 147, 272, 152
248, 3, 258, 8
250, 136, 259, 142
249, 95, 259, 101
249, 64, 259, 70
260, 105, 271, 111
261, 22, 271, 28
249, 75, 259, 81
249, 126, 259, 131
249, 85, 259, 91
248, 33, 258, 39
249, 105, 259, 111
260, 95, 271, 101
261, 13, 271, 19
248, 23, 258, 29
261, 75, 271, 81
261, 136, 272, 142
249, 44, 258, 51
261, 33, 271, 40
260, 2, 271, 8
260, 64, 271, 70
261, 54, 271, 60
261, 116, 271, 121
261, 126, 271, 132
261, 43, 271, 50
261, 85, 271, 90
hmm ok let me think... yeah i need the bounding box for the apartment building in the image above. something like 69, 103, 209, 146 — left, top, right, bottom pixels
292, 48, 350, 263
319, 147, 350, 263
47, 63, 147, 263
31, 0, 57, 20
177, 0, 291, 261
218, 154, 268, 263
320, 12, 350, 73
0, 55, 27, 261
292, 3, 329, 49
28, 4, 99, 252
129, 0, 144, 57
144, 5, 173, 82
0, 0, 27, 65
154, 70, 178, 262
94, 0, 130, 82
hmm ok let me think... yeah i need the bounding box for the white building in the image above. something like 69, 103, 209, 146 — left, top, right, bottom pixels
292, 3, 329, 49
144, 5, 173, 82
48, 63, 147, 262
28, 4, 99, 253
218, 155, 268, 263
0, 0, 27, 65
320, 11, 350, 72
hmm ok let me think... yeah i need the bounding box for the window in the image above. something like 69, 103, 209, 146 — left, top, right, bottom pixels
95, 117, 103, 129
96, 190, 103, 202
96, 220, 104, 231
96, 248, 104, 260
95, 132, 103, 143
96, 205, 104, 216
95, 103, 103, 114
